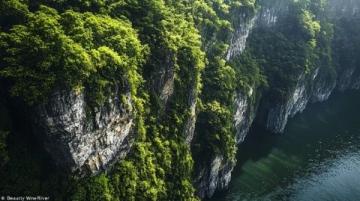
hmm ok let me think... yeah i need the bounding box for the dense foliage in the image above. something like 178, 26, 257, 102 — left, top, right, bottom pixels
0, 0, 359, 200
0, 4, 147, 105
0, 0, 206, 200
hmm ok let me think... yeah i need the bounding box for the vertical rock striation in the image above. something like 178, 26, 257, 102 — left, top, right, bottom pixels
184, 86, 198, 144
23, 0, 360, 198
234, 90, 257, 144
257, 0, 290, 27
194, 156, 234, 198
34, 90, 135, 174
265, 68, 336, 133
226, 13, 257, 60
194, 0, 360, 198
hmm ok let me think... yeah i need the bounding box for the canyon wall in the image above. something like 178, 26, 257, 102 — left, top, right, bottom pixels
194, 0, 360, 198
1, 0, 359, 200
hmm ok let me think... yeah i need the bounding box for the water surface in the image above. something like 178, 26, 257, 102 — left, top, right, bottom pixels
211, 90, 360, 201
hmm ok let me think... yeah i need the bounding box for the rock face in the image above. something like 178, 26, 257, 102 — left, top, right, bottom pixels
337, 67, 360, 91
194, 2, 284, 197
226, 0, 290, 61
156, 53, 175, 106
184, 86, 198, 144
27, 0, 360, 198
152, 51, 199, 144
261, 0, 360, 133
33, 46, 200, 175
34, 90, 135, 174
226, 13, 257, 60
194, 3, 268, 198
257, 0, 290, 27
265, 68, 336, 133
194, 90, 257, 198
194, 156, 234, 199
263, 70, 360, 133
234, 90, 257, 144
194, 0, 360, 198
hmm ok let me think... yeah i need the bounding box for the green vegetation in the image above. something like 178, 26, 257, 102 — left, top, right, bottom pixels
192, 0, 257, 171
1, 0, 206, 200
0, 4, 147, 105
0, 0, 359, 200
241, 0, 335, 103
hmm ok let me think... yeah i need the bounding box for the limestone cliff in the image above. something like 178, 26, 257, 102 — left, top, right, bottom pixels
193, 0, 360, 198
34, 90, 135, 174
1, 0, 359, 200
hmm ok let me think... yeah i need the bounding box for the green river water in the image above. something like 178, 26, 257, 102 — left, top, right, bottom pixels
211, 90, 360, 201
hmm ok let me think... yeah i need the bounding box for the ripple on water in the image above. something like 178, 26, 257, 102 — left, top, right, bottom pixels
210, 91, 360, 201
288, 151, 360, 201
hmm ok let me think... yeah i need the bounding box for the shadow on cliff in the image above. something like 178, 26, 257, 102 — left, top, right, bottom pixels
208, 123, 280, 201
232, 124, 280, 178
0, 95, 71, 197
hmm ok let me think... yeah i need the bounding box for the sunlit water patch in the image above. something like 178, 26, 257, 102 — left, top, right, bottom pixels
289, 151, 360, 201
210, 90, 360, 201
